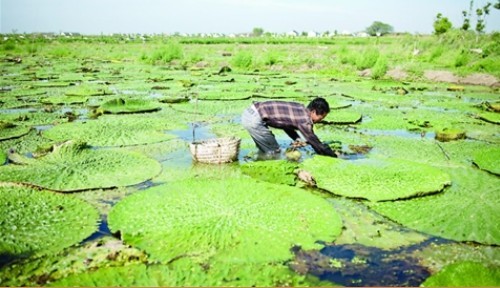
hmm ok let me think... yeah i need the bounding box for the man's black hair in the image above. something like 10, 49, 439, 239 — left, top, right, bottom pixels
307, 97, 330, 115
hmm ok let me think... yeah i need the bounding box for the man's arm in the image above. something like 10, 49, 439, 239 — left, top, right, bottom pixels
298, 124, 336, 157
284, 128, 300, 141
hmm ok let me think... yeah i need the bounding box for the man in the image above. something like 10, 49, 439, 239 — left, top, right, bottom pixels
241, 97, 336, 158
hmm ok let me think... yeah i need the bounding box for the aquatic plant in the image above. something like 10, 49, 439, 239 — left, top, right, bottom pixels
98, 97, 161, 114
0, 185, 99, 260
240, 160, 298, 185
369, 167, 500, 245
49, 259, 324, 287
0, 236, 148, 287
42, 114, 179, 147
472, 147, 500, 175
300, 156, 451, 201
0, 149, 6, 165
421, 261, 500, 287
40, 95, 89, 105
0, 121, 31, 141
0, 140, 162, 191
108, 179, 342, 264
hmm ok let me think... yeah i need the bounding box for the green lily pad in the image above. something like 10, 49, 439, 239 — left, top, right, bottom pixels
240, 160, 298, 185
473, 147, 500, 175
300, 156, 451, 201
0, 236, 148, 287
0, 121, 31, 141
40, 95, 89, 105
434, 128, 466, 142
42, 115, 178, 147
0, 140, 162, 191
64, 85, 113, 96
478, 111, 500, 124
421, 261, 500, 287
0, 185, 99, 259
0, 149, 6, 165
369, 167, 500, 245
49, 260, 324, 287
108, 179, 342, 264
322, 109, 362, 125
98, 98, 161, 114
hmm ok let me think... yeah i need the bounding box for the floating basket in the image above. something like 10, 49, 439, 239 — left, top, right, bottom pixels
189, 137, 241, 164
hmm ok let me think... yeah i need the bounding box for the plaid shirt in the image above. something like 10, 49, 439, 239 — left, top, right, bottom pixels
254, 101, 335, 156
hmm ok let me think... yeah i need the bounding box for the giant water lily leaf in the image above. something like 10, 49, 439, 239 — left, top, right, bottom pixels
0, 141, 161, 191
369, 167, 500, 245
240, 160, 298, 185
421, 261, 500, 287
473, 147, 500, 175
49, 260, 326, 287
64, 85, 113, 96
40, 95, 89, 105
0, 185, 99, 259
322, 109, 362, 125
98, 98, 161, 114
0, 236, 148, 287
108, 179, 342, 264
0, 149, 6, 165
42, 115, 178, 147
300, 156, 451, 201
0, 121, 31, 141
478, 111, 500, 124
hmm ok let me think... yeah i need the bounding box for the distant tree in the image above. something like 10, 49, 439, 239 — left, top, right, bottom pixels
365, 21, 394, 36
433, 13, 452, 35
495, 0, 500, 9
252, 27, 264, 37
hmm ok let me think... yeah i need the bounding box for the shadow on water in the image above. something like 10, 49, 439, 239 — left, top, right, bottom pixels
292, 237, 454, 287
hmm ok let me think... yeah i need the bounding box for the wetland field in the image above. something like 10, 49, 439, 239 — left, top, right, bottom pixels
0, 34, 499, 286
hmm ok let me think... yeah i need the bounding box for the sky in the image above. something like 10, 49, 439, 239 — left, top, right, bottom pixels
1, 0, 499, 35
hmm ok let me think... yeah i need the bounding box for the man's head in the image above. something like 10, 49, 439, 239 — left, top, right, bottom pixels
307, 97, 330, 123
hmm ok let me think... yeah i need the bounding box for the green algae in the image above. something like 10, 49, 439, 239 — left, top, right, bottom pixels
421, 261, 500, 287
0, 185, 99, 260
369, 166, 500, 245
300, 156, 451, 202
108, 179, 343, 264
0, 140, 162, 191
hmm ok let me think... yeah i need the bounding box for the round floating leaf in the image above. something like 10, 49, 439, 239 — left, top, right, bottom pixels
50, 260, 322, 287
369, 167, 500, 245
0, 121, 31, 141
421, 261, 500, 287
478, 111, 500, 124
0, 149, 6, 165
240, 160, 298, 185
0, 185, 99, 258
434, 128, 466, 142
300, 156, 451, 201
42, 115, 177, 147
40, 95, 89, 105
473, 147, 500, 175
99, 98, 161, 114
0, 141, 161, 191
322, 109, 362, 125
64, 85, 113, 96
108, 179, 342, 264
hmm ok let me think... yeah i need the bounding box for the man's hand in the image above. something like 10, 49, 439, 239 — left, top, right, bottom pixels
291, 139, 308, 148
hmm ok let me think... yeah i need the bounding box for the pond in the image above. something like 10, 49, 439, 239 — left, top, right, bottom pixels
0, 49, 499, 287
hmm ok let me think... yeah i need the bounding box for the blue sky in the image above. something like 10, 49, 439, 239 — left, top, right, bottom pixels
1, 0, 499, 35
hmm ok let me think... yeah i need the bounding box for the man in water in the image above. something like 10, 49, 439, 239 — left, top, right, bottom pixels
241, 97, 336, 159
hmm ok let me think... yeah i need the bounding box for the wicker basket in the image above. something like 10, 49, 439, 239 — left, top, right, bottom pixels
189, 137, 241, 164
